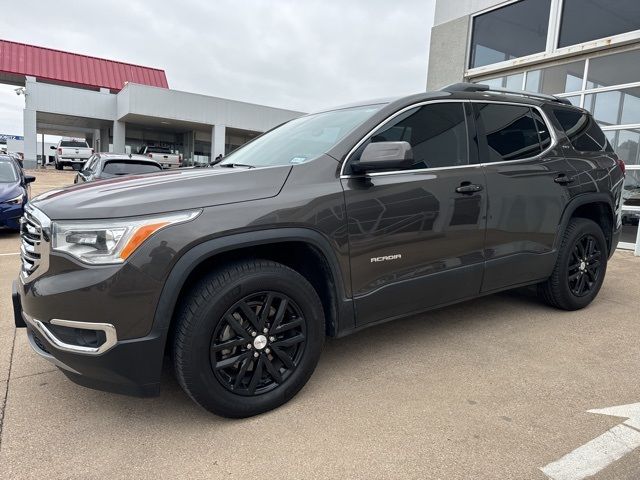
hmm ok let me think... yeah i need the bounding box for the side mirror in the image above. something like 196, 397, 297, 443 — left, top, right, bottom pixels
24, 175, 36, 184
352, 141, 413, 173
50, 145, 56, 150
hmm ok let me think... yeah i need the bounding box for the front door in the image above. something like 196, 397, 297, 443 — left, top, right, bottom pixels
341, 101, 487, 326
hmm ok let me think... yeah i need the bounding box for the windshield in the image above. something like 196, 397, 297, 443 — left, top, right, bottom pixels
102, 161, 163, 176
60, 141, 89, 148
0, 160, 19, 182
219, 104, 383, 168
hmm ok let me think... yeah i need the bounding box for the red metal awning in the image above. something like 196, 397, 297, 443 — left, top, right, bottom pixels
0, 39, 169, 91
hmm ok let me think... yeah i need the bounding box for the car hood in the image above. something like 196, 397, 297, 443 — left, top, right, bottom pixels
30, 165, 292, 220
0, 182, 22, 201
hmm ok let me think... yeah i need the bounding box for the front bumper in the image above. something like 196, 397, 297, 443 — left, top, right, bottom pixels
0, 203, 24, 229
13, 280, 164, 397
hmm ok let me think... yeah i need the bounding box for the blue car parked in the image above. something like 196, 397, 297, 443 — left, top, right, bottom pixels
0, 155, 35, 231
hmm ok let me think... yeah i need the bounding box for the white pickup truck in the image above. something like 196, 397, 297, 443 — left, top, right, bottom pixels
138, 146, 182, 169
52, 139, 93, 170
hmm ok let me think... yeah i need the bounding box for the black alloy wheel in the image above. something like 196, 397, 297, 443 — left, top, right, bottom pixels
173, 259, 324, 418
567, 234, 602, 297
211, 292, 307, 396
538, 217, 608, 310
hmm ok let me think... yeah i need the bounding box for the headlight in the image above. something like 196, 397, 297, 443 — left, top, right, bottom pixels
52, 210, 200, 264
6, 193, 24, 205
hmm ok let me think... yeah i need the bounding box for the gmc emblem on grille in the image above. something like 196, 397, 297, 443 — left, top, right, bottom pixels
370, 254, 402, 263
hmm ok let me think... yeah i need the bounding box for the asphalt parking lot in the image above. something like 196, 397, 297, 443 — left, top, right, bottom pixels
0, 169, 639, 479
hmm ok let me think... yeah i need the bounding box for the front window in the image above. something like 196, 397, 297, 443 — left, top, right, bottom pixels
219, 104, 383, 168
0, 160, 18, 182
469, 0, 551, 69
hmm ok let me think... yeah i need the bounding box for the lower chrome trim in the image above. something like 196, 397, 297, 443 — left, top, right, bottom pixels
27, 329, 81, 374
23, 313, 117, 355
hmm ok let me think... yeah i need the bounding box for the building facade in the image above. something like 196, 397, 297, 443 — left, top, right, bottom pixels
427, 0, 640, 252
0, 40, 304, 169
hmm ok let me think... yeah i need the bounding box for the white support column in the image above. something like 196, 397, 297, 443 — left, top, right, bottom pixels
112, 120, 126, 153
100, 127, 110, 152
92, 129, 100, 151
23, 109, 37, 169
211, 124, 226, 160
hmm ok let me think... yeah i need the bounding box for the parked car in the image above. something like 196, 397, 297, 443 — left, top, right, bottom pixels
74, 153, 163, 184
14, 84, 624, 418
0, 155, 35, 230
138, 145, 182, 169
52, 138, 93, 170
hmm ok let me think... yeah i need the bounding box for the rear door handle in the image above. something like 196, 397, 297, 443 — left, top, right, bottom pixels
455, 183, 483, 194
554, 175, 575, 185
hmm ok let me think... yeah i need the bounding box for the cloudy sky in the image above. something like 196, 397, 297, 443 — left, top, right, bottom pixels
0, 0, 435, 136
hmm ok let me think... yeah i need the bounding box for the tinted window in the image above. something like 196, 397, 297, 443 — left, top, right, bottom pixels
60, 140, 89, 148
470, 0, 551, 68
525, 61, 585, 94
559, 0, 640, 48
553, 108, 609, 152
353, 103, 468, 170
101, 161, 162, 176
476, 104, 543, 161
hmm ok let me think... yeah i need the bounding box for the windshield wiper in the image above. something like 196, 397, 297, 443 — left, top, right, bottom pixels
219, 163, 255, 169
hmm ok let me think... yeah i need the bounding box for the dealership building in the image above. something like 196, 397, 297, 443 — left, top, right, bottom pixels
427, 0, 640, 251
0, 39, 304, 168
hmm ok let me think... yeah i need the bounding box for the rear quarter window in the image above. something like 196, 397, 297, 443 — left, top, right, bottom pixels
551, 108, 611, 152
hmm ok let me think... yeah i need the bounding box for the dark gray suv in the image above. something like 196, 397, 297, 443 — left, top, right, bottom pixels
13, 84, 624, 417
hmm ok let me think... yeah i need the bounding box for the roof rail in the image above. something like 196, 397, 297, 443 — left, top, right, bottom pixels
440, 82, 572, 105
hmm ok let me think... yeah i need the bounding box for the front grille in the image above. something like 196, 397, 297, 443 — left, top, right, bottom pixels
20, 208, 44, 279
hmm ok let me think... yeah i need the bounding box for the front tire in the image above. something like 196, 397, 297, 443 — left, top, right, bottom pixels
173, 259, 324, 418
538, 218, 607, 310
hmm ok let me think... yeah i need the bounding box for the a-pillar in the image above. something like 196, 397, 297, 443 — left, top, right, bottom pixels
211, 124, 226, 160
112, 120, 126, 154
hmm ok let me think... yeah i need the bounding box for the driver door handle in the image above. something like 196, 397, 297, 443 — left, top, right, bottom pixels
455, 183, 483, 194
554, 174, 575, 185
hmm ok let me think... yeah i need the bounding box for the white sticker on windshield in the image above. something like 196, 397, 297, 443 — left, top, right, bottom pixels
290, 156, 308, 164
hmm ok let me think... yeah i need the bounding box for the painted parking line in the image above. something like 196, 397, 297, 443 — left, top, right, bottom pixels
0, 252, 19, 256
541, 403, 640, 480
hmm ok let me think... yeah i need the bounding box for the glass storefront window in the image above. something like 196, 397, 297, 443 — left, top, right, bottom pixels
559, 0, 640, 48
585, 88, 640, 126
587, 49, 640, 89
478, 73, 523, 90
470, 0, 551, 68
605, 129, 640, 166
526, 61, 585, 94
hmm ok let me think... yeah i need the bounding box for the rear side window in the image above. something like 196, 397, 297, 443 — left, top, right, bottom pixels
552, 108, 610, 152
102, 161, 162, 175
475, 104, 546, 162
353, 102, 469, 170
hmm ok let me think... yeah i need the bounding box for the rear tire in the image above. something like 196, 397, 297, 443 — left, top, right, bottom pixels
172, 259, 324, 418
55, 161, 62, 170
538, 218, 607, 310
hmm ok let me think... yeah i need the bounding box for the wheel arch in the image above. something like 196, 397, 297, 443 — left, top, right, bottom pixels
556, 193, 616, 256
153, 228, 354, 350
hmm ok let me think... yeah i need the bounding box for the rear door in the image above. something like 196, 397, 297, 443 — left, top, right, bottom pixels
341, 101, 487, 326
473, 102, 575, 292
